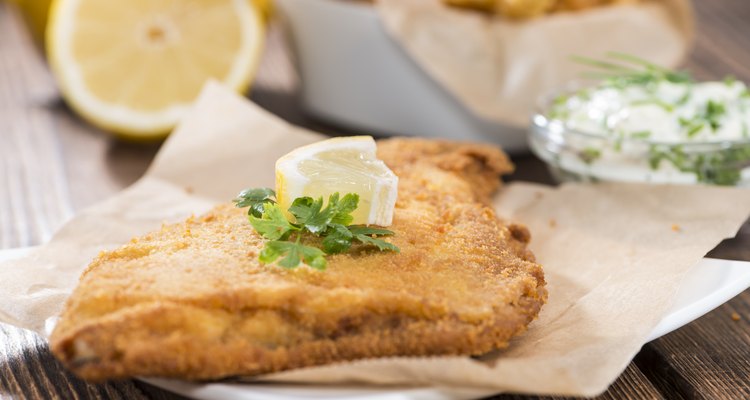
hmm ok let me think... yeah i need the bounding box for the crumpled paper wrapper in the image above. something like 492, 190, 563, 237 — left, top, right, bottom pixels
1, 82, 749, 397
375, 0, 693, 127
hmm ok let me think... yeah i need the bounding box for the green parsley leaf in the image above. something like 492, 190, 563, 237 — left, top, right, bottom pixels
234, 188, 276, 218
348, 226, 395, 236
290, 193, 361, 234
258, 240, 287, 264
329, 193, 359, 226
348, 225, 398, 252
249, 204, 298, 240
322, 223, 353, 254
353, 234, 400, 253
259, 240, 327, 270
289, 196, 330, 234
300, 246, 327, 270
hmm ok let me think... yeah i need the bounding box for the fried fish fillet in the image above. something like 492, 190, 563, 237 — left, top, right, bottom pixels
50, 138, 547, 381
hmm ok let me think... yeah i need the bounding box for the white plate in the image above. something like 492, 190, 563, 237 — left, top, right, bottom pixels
3, 248, 749, 399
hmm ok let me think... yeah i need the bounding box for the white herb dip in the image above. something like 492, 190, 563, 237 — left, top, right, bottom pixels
552, 79, 750, 143
532, 59, 750, 186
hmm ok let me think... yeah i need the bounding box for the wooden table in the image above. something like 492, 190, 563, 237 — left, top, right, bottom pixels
2, 1, 750, 398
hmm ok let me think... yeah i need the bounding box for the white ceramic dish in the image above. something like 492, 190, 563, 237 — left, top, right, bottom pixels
2, 247, 748, 399
274, 0, 529, 153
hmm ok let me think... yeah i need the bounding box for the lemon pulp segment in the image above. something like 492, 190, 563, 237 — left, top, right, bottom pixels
275, 137, 398, 226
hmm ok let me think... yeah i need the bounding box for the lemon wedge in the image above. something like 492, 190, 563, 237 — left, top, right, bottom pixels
46, 0, 264, 139
276, 136, 399, 227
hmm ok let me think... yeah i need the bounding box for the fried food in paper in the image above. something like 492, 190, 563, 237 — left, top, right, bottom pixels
50, 138, 547, 381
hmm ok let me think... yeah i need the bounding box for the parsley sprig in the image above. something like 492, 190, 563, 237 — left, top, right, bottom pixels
233, 188, 399, 270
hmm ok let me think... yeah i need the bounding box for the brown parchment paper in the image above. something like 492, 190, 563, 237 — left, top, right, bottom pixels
375, 0, 693, 127
1, 82, 749, 397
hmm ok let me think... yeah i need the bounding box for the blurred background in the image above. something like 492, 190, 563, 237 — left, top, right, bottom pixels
1, 0, 749, 247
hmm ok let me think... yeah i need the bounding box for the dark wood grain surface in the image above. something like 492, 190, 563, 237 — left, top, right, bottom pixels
2, 0, 750, 399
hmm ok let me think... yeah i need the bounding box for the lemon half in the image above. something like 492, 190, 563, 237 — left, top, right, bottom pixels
276, 136, 399, 227
46, 0, 264, 139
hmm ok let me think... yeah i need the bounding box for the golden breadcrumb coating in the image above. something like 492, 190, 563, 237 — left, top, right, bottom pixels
50, 138, 547, 381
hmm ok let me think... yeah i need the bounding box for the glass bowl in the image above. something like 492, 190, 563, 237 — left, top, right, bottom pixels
529, 87, 750, 187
